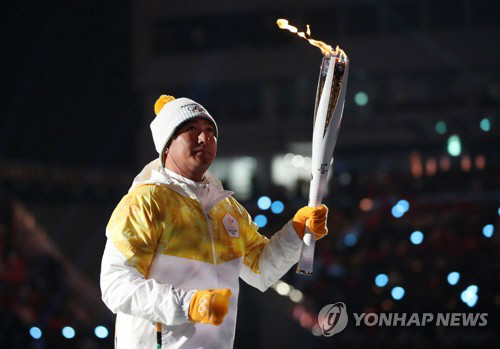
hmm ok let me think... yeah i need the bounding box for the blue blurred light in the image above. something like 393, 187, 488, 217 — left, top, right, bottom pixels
62, 326, 75, 339
270, 201, 284, 214
344, 233, 358, 246
479, 118, 491, 132
30, 327, 42, 339
354, 91, 369, 106
467, 285, 478, 294
257, 196, 271, 210
466, 295, 478, 307
447, 272, 460, 285
410, 231, 424, 245
482, 224, 494, 238
498, 207, 500, 216
254, 214, 268, 228
397, 199, 410, 212
460, 291, 469, 303
461, 285, 479, 307
375, 274, 389, 287
391, 205, 404, 218
435, 121, 447, 134
447, 134, 461, 157
394, 204, 405, 214
391, 286, 405, 300
94, 326, 109, 339
327, 264, 346, 278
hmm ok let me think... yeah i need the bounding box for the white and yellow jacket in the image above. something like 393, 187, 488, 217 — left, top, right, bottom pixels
100, 160, 302, 349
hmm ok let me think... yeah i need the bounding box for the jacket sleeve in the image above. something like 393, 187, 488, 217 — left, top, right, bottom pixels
234, 198, 302, 291
100, 186, 194, 325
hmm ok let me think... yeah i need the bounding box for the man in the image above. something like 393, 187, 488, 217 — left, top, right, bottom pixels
100, 95, 329, 348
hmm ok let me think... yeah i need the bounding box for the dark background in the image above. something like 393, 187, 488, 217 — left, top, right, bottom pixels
1, 1, 499, 348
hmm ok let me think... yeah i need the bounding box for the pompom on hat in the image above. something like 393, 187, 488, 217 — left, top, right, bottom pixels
150, 95, 218, 167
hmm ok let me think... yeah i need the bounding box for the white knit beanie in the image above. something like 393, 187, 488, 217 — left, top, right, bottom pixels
150, 95, 218, 167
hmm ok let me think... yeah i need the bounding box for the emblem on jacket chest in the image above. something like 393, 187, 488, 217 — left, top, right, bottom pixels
222, 213, 239, 238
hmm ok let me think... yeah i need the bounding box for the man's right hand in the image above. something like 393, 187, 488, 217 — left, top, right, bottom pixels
188, 289, 232, 326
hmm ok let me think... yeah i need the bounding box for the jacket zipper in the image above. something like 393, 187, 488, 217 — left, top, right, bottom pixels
203, 209, 221, 287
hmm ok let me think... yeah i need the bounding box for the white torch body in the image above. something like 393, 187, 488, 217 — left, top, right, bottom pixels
296, 53, 349, 274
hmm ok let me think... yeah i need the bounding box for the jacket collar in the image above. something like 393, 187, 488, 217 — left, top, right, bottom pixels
130, 159, 233, 211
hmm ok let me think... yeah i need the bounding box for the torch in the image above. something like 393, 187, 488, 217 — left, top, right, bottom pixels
277, 19, 349, 274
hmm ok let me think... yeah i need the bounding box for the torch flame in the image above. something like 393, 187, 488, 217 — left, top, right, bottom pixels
276, 19, 298, 33
276, 19, 346, 60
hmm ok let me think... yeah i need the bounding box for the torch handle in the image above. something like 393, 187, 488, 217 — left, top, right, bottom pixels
296, 228, 316, 274
296, 194, 324, 274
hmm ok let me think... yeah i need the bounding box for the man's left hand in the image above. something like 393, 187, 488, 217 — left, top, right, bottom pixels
292, 205, 329, 240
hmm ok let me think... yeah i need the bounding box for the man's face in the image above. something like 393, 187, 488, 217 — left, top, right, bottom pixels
164, 118, 217, 181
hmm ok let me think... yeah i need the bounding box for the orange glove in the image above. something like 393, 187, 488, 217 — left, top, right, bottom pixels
292, 205, 329, 240
188, 289, 232, 326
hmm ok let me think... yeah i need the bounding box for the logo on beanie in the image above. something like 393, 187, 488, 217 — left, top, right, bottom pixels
182, 103, 207, 114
